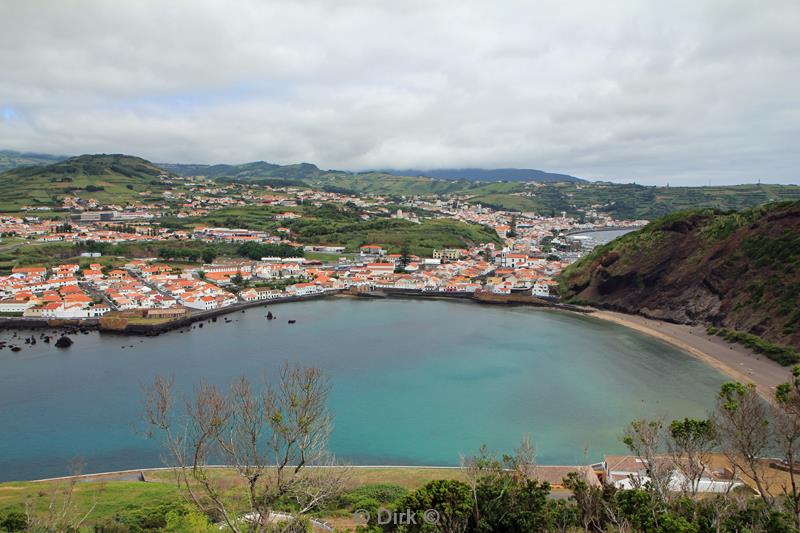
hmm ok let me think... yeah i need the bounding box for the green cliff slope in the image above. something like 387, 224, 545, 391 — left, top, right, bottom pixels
561, 201, 800, 353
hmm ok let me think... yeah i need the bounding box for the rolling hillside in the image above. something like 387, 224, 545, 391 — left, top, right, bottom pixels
560, 201, 800, 356
380, 167, 585, 183
0, 154, 174, 209
160, 160, 322, 182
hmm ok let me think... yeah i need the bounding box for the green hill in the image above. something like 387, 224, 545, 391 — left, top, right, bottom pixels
160, 160, 321, 183
560, 201, 800, 358
0, 154, 174, 209
380, 167, 585, 182
468, 182, 800, 219
164, 204, 501, 256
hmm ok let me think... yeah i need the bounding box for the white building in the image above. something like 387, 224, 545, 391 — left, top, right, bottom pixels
604, 456, 746, 494
531, 282, 550, 298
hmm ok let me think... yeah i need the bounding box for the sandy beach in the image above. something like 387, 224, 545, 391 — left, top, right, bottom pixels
588, 310, 792, 400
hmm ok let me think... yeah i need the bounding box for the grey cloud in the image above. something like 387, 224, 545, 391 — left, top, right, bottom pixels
0, 0, 798, 185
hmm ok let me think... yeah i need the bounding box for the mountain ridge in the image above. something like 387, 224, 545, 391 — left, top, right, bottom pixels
375, 167, 585, 183
0, 149, 69, 172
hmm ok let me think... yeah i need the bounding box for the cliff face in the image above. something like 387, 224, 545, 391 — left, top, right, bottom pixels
560, 202, 800, 349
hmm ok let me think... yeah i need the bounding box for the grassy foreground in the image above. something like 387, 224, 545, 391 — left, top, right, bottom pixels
0, 468, 463, 528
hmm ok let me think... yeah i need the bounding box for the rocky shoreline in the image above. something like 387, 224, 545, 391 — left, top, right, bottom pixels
0, 292, 338, 337
0, 289, 591, 338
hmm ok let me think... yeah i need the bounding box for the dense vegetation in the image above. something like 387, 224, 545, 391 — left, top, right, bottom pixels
0, 239, 302, 273
708, 326, 800, 366
561, 201, 800, 353
289, 216, 500, 256
170, 204, 502, 256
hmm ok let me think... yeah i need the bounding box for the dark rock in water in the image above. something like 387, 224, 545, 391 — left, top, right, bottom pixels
11, 346, 21, 352
43, 336, 51, 343
198, 323, 204, 328
54, 336, 74, 348
288, 319, 296, 324
211, 317, 217, 322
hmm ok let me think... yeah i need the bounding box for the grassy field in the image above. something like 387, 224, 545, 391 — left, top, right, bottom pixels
291, 218, 501, 256
0, 478, 181, 518
0, 467, 465, 529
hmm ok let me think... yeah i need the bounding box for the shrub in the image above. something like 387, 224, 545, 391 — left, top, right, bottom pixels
343, 484, 408, 506
163, 509, 216, 532
713, 328, 800, 366
0, 509, 27, 532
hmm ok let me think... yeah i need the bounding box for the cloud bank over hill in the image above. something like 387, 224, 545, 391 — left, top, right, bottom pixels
0, 0, 798, 185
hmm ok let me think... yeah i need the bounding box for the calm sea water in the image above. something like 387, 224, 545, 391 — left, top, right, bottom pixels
0, 298, 724, 481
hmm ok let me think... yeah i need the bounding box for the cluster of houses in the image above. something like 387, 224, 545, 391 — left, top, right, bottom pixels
0, 232, 574, 324
120, 261, 237, 311
350, 244, 562, 297
0, 265, 110, 318
94, 267, 175, 310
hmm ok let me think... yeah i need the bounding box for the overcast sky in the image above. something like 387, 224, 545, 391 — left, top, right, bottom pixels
1, 1, 798, 185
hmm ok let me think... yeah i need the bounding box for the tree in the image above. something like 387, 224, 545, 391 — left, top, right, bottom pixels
142, 364, 348, 533
775, 365, 800, 527
461, 438, 554, 532
202, 249, 217, 264
398, 242, 412, 271
667, 418, 717, 497
713, 382, 775, 507
507, 215, 518, 238
392, 479, 473, 533
623, 418, 673, 503
563, 471, 607, 532
24, 461, 97, 531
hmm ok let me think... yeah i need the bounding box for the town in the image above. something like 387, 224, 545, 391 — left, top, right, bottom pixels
0, 175, 646, 323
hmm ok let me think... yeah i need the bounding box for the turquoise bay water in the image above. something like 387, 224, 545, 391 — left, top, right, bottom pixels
0, 299, 724, 481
